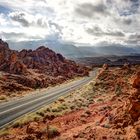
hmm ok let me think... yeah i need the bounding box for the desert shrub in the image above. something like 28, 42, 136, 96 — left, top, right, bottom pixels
95, 121, 100, 126
70, 105, 76, 110
81, 113, 87, 118
12, 121, 21, 128
12, 119, 29, 128
52, 108, 59, 112
57, 104, 68, 111
97, 98, 104, 102
27, 114, 42, 122
0, 130, 9, 136
47, 126, 60, 138
33, 115, 42, 121
43, 113, 57, 121
101, 124, 110, 128
58, 97, 65, 102
87, 97, 94, 102
115, 85, 122, 96
46, 108, 51, 112
12, 114, 41, 128
82, 103, 88, 107
85, 110, 91, 115
77, 102, 82, 108
36, 111, 45, 117
0, 95, 7, 100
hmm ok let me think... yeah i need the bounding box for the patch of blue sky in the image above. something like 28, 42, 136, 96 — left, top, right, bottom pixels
0, 5, 12, 14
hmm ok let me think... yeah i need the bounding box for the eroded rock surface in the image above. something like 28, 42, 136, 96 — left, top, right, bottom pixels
0, 39, 89, 97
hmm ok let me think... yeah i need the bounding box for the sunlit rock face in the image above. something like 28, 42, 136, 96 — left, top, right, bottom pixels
132, 71, 140, 89
129, 71, 140, 122
0, 39, 89, 94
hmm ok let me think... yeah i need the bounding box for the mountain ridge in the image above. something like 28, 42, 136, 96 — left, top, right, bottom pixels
0, 39, 89, 98
7, 40, 140, 58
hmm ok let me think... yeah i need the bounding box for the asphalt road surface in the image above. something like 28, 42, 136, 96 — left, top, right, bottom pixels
0, 69, 98, 129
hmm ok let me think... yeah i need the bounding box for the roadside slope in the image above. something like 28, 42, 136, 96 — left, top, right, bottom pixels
0, 70, 97, 129
0, 65, 140, 140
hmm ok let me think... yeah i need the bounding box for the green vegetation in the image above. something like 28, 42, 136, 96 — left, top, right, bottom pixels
36, 111, 45, 117
47, 126, 60, 138
0, 95, 7, 101
0, 129, 9, 137
97, 98, 104, 102
12, 114, 42, 128
85, 109, 91, 115
115, 84, 122, 96
102, 124, 110, 128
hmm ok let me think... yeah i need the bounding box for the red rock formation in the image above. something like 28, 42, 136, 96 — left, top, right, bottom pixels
18, 45, 89, 77
0, 39, 89, 94
132, 71, 140, 89
129, 71, 140, 121
0, 39, 88, 77
9, 52, 28, 75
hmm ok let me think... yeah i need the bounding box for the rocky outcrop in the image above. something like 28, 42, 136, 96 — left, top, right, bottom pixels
132, 71, 140, 89
9, 53, 28, 75
0, 40, 28, 75
18, 46, 89, 77
129, 71, 140, 121
0, 39, 88, 77
0, 39, 89, 96
1, 65, 140, 140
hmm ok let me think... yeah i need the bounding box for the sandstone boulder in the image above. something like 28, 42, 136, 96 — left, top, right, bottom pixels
132, 71, 140, 89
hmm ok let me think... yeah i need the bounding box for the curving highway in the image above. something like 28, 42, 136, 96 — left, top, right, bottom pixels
0, 69, 98, 129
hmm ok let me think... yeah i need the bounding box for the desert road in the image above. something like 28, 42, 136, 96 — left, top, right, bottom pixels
0, 69, 98, 129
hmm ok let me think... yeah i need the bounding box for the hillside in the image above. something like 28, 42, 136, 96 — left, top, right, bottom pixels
75, 55, 140, 66
0, 64, 140, 139
0, 39, 89, 99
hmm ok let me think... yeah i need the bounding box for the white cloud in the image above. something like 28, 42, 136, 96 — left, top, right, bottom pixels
0, 0, 140, 47
0, 14, 8, 26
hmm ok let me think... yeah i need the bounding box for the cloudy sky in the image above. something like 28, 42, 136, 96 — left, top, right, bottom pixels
0, 0, 140, 47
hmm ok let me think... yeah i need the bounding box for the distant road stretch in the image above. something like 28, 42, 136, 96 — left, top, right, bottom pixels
0, 69, 98, 129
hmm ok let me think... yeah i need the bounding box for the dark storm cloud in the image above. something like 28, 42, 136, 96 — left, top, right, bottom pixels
9, 12, 49, 28
123, 18, 132, 25
75, 2, 109, 18
10, 12, 29, 27
0, 32, 26, 39
35, 18, 48, 27
48, 21, 63, 33
126, 40, 139, 44
0, 31, 44, 40
86, 26, 125, 37
1, 0, 140, 47
130, 0, 139, 13
129, 33, 140, 39
126, 33, 140, 44
113, 16, 133, 26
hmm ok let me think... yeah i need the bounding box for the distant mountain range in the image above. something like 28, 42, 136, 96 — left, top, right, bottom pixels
7, 40, 140, 58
